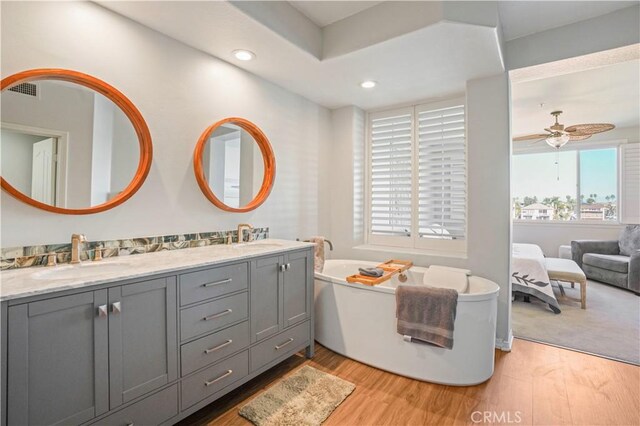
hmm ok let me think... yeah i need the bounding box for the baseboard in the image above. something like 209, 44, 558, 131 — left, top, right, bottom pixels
495, 329, 514, 352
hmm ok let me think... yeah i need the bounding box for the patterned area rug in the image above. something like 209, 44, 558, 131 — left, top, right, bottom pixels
239, 366, 355, 426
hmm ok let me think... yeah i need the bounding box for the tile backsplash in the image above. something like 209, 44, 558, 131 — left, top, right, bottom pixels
1, 228, 269, 271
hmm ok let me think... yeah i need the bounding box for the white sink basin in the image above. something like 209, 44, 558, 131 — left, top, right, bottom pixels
31, 261, 129, 280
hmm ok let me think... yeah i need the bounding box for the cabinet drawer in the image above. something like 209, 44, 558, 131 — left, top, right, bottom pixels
181, 350, 249, 410
92, 384, 178, 426
181, 321, 250, 376
250, 321, 310, 372
180, 262, 248, 306
181, 292, 248, 341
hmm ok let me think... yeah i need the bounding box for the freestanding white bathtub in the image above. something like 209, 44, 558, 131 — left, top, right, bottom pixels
314, 259, 499, 386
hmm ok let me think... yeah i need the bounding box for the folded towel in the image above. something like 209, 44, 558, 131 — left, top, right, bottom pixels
396, 285, 458, 349
309, 236, 325, 272
423, 265, 469, 293
358, 267, 384, 277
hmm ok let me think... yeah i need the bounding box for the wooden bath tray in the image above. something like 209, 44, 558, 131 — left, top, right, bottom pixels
346, 259, 413, 286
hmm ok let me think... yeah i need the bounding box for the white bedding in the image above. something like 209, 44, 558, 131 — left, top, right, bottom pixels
512, 244, 560, 314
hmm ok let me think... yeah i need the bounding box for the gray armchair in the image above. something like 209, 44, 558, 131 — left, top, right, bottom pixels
572, 224, 640, 293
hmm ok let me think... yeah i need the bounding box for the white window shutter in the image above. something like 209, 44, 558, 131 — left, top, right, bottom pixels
621, 143, 640, 224
368, 110, 413, 239
416, 103, 466, 241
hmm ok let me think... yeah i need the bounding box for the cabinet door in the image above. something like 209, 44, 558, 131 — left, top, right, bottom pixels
250, 255, 283, 343
7, 291, 109, 426
108, 277, 177, 409
283, 250, 312, 328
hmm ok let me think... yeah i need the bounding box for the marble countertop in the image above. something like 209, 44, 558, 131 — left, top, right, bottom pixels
0, 239, 314, 302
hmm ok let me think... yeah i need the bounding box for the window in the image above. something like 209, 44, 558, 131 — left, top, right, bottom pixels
367, 98, 466, 255
512, 147, 618, 222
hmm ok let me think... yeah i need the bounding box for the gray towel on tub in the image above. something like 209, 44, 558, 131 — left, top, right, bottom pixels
396, 285, 458, 349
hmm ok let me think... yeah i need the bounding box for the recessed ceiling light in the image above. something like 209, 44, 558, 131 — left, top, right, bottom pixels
360, 80, 377, 89
233, 50, 255, 61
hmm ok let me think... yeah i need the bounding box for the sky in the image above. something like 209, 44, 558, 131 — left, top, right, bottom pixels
512, 148, 616, 202
580, 148, 617, 201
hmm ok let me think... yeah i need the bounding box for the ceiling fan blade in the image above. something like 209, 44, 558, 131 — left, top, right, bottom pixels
513, 133, 549, 141
565, 123, 615, 135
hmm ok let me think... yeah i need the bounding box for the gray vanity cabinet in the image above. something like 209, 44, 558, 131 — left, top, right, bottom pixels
108, 277, 178, 409
3, 244, 314, 426
251, 250, 312, 343
7, 291, 110, 426
6, 277, 178, 426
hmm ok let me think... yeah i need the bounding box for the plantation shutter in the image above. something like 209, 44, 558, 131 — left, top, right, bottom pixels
417, 103, 466, 240
621, 143, 640, 224
369, 110, 413, 238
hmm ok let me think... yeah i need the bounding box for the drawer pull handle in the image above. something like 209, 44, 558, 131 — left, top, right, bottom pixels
205, 369, 233, 386
275, 338, 294, 350
203, 309, 232, 321
111, 301, 122, 314
279, 264, 286, 272
204, 339, 233, 354
202, 278, 232, 288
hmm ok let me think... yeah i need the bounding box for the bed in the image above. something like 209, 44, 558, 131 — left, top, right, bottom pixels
512, 243, 561, 313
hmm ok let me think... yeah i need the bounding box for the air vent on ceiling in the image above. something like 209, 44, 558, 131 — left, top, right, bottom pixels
8, 82, 37, 97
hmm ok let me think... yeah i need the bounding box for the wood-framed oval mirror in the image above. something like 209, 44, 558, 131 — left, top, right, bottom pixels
0, 68, 152, 214
193, 117, 275, 212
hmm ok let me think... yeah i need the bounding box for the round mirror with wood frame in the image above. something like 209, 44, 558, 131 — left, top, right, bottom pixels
193, 117, 275, 212
0, 68, 152, 215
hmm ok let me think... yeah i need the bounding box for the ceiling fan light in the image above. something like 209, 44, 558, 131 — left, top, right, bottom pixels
545, 133, 570, 149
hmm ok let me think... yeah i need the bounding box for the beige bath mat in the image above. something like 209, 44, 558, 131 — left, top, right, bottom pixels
238, 365, 355, 426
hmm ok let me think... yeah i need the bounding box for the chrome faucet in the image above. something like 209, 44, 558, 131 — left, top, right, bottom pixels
70, 233, 87, 264
237, 224, 253, 243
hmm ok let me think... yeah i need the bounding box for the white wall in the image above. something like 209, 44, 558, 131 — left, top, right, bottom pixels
1, 1, 331, 247
323, 74, 513, 347
466, 74, 512, 347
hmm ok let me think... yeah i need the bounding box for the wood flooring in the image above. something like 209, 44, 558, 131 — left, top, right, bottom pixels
178, 339, 640, 426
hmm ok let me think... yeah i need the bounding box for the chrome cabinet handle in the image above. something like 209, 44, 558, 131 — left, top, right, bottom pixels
111, 301, 122, 314
126, 423, 134, 426
98, 305, 108, 318
275, 338, 294, 350
204, 339, 233, 354
203, 309, 232, 321
202, 278, 232, 288
286, 263, 291, 270
204, 369, 233, 387
279, 264, 286, 272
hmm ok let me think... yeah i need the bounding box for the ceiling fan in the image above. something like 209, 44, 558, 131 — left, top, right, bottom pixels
513, 110, 615, 149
